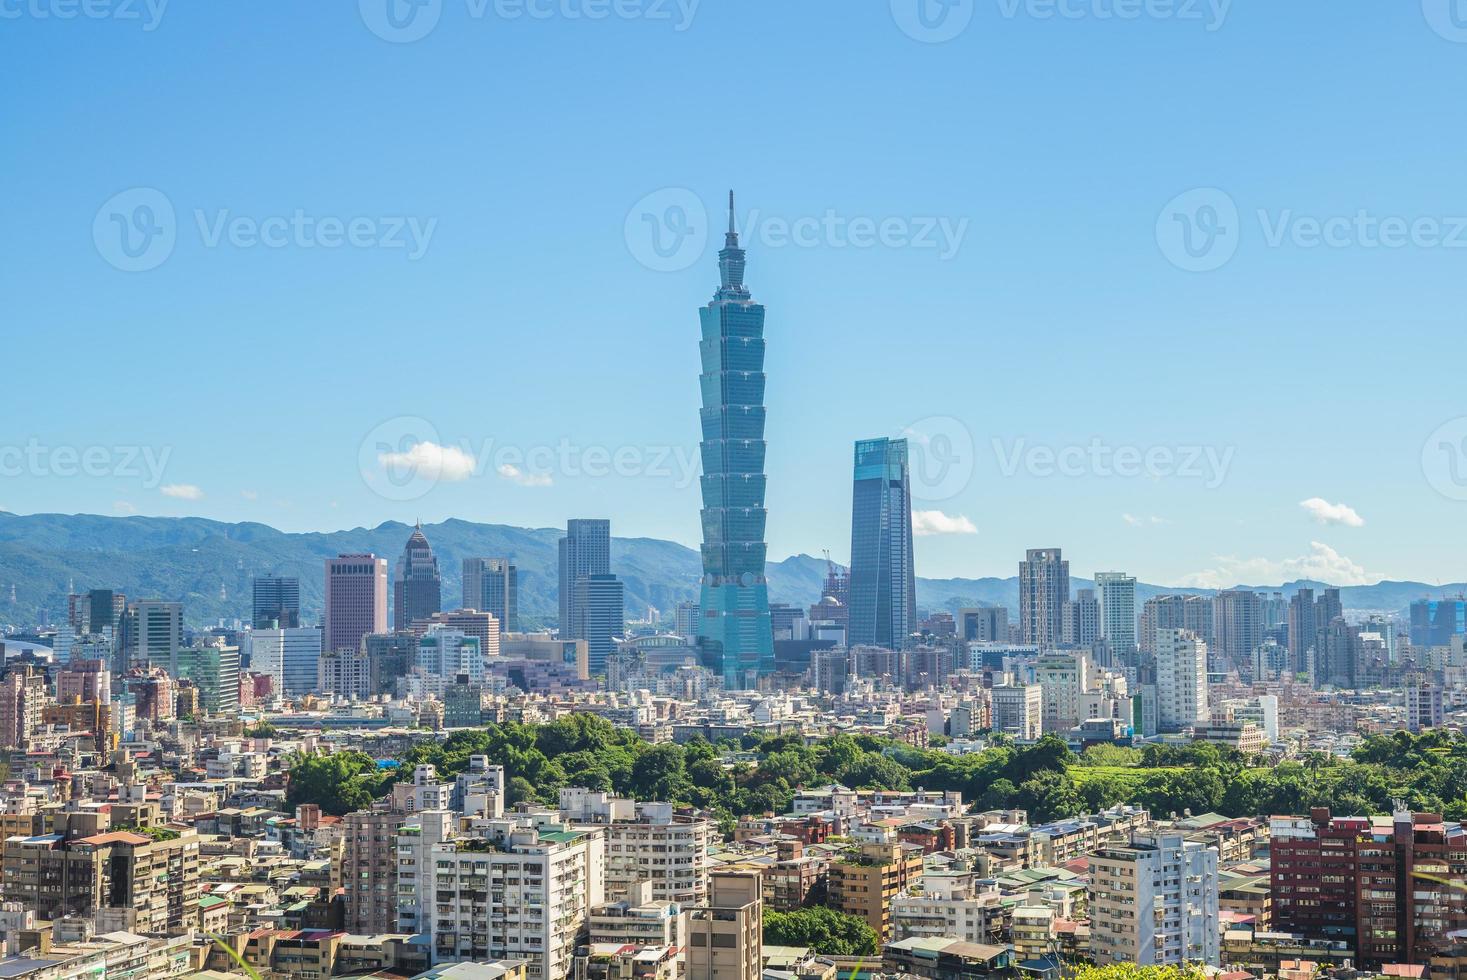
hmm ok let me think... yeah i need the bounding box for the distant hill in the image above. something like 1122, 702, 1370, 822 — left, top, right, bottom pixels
0, 512, 1457, 629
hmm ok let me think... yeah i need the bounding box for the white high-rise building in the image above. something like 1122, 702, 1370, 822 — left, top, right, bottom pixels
1094, 572, 1137, 658
1155, 628, 1208, 732
990, 684, 1042, 739
1036, 650, 1090, 734
559, 788, 713, 906
1090, 831, 1219, 966
247, 627, 323, 697
397, 812, 604, 977
413, 627, 483, 696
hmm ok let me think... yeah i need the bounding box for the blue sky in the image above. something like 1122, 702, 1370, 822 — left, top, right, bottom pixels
4, 0, 1467, 586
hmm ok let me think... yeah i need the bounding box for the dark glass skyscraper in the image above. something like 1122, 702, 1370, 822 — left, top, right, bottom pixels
393, 522, 441, 630
847, 438, 916, 650
697, 192, 774, 688
252, 574, 300, 629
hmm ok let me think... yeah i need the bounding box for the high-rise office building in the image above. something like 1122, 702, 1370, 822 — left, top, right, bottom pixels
674, 600, 700, 639
251, 575, 300, 629
1094, 571, 1137, 658
1141, 594, 1214, 655
364, 631, 418, 697
957, 606, 1008, 643
1019, 548, 1069, 648
848, 437, 916, 651
1410, 597, 1467, 648
576, 573, 625, 676
324, 554, 388, 654
393, 522, 441, 631
462, 557, 517, 632
171, 642, 241, 716
560, 518, 611, 637
247, 626, 323, 697
127, 600, 182, 672
696, 193, 775, 689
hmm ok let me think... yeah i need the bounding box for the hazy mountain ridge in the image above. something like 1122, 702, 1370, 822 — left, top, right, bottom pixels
0, 512, 1456, 629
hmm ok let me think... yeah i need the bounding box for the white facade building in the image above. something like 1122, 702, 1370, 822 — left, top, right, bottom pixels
1155, 628, 1208, 732
1089, 830, 1219, 967
559, 788, 712, 906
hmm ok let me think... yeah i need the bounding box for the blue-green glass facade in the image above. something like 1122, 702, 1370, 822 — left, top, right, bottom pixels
697, 194, 775, 688
848, 437, 916, 650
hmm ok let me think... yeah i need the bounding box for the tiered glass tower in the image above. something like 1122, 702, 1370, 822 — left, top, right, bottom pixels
697, 191, 775, 688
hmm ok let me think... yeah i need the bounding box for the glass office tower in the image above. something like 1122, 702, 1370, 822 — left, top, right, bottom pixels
697, 192, 774, 688
848, 437, 916, 650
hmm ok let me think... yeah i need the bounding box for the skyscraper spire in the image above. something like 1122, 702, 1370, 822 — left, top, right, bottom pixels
717, 188, 746, 295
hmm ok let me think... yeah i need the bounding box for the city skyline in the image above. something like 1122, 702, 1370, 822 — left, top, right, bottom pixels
6, 5, 1467, 587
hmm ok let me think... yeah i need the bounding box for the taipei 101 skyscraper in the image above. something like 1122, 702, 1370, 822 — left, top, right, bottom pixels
696, 191, 775, 688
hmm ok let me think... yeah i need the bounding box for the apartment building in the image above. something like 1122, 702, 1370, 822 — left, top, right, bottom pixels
1088, 831, 1220, 967
828, 840, 925, 942
686, 870, 761, 980
1, 827, 201, 934
401, 814, 604, 979
558, 789, 712, 906
1271, 807, 1467, 967
890, 870, 1004, 945
343, 802, 407, 933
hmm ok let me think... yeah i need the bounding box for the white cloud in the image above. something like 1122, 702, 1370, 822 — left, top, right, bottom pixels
1300, 497, 1364, 527
113, 501, 138, 515
1123, 513, 1170, 527
1179, 541, 1375, 590
240, 489, 259, 501
497, 463, 553, 488
160, 484, 204, 500
912, 510, 978, 536
377, 441, 476, 483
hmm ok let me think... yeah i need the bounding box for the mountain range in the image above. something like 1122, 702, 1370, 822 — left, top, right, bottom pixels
0, 511, 1458, 630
